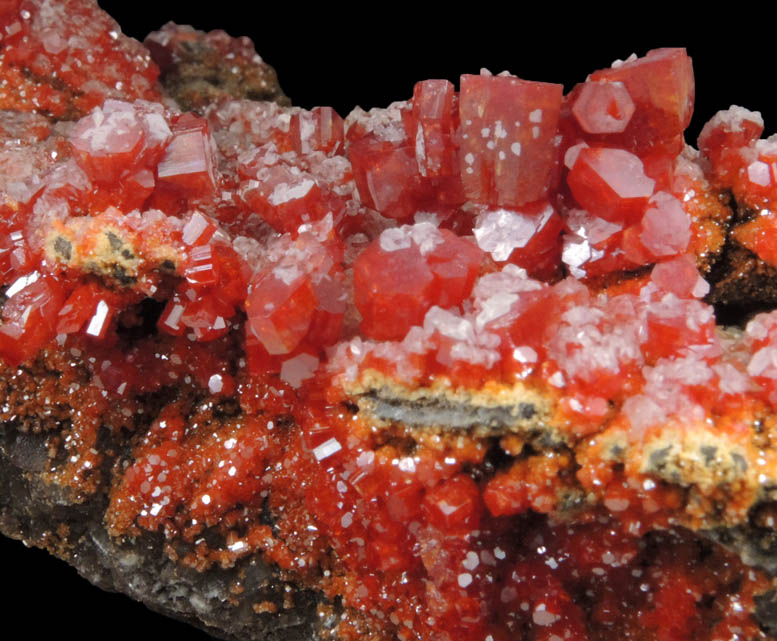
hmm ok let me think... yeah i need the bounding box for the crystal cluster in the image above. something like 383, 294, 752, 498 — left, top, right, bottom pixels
0, 0, 160, 117
1, 4, 776, 640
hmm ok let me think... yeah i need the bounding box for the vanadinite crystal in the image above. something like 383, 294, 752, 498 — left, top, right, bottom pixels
3, 4, 777, 641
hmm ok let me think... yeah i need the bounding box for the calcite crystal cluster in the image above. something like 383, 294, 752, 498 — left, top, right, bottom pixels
3, 2, 777, 640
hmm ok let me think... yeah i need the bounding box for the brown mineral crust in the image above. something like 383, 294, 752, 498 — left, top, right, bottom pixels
0, 351, 331, 641
3, 347, 777, 637
681, 158, 734, 274
707, 232, 777, 311
144, 23, 290, 114
0, 345, 130, 495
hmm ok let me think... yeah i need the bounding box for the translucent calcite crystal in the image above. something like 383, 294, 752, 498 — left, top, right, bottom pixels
2, 6, 777, 639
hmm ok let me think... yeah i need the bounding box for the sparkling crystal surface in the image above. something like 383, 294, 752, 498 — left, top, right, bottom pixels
0, 16, 774, 641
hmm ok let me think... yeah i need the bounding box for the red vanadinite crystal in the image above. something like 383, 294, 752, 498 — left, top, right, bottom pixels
473, 201, 563, 279
354, 223, 484, 340
459, 72, 563, 207
571, 80, 635, 135
585, 48, 695, 156
567, 146, 655, 224
0, 272, 66, 364
348, 134, 421, 220
289, 106, 345, 156
70, 100, 171, 183
245, 218, 345, 367
698, 106, 764, 184
1, 11, 775, 639
156, 113, 217, 198
405, 79, 459, 178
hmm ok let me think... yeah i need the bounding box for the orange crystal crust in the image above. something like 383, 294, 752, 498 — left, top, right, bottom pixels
1, 6, 777, 639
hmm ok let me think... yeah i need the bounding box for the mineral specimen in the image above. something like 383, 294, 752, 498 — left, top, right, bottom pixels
3, 2, 777, 640
144, 22, 289, 113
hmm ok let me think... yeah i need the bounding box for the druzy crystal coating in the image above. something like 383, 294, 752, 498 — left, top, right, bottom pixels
1, 8, 776, 640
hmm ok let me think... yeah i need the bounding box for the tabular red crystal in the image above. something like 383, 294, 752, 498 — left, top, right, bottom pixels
650, 254, 709, 299
635, 191, 691, 258
179, 295, 231, 342
57, 282, 113, 336
473, 201, 562, 279
181, 211, 219, 246
244, 226, 345, 357
697, 106, 764, 185
347, 135, 420, 220
405, 79, 458, 177
241, 164, 327, 233
0, 224, 34, 281
571, 80, 635, 134
561, 209, 630, 279
426, 231, 485, 307
354, 224, 484, 341
69, 100, 171, 185
83, 299, 115, 340
156, 113, 217, 198
497, 286, 558, 359
70, 107, 143, 183
589, 48, 694, 155
423, 474, 481, 534
354, 241, 434, 341
246, 271, 317, 355
289, 106, 345, 156
459, 73, 563, 207
0, 272, 66, 364
158, 295, 187, 336
732, 139, 777, 210
184, 244, 220, 287
567, 146, 655, 224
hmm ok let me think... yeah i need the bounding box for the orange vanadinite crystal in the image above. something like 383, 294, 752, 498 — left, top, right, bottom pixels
0, 11, 775, 638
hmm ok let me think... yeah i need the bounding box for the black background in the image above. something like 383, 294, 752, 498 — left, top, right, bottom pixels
3, 2, 775, 639
103, 1, 776, 146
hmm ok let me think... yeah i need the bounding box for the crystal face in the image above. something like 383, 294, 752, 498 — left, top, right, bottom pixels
459, 73, 563, 207
1, 10, 776, 641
